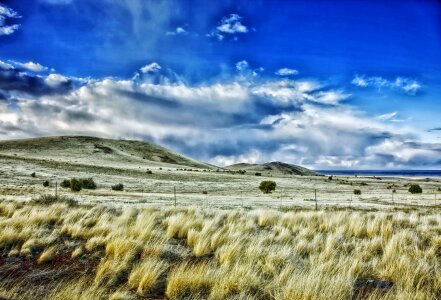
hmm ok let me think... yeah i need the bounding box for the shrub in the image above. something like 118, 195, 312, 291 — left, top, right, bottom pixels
259, 180, 276, 194
43, 180, 50, 187
31, 172, 36, 177
146, 170, 153, 174
70, 178, 83, 192
438, 187, 441, 192
60, 179, 71, 188
112, 183, 124, 191
328, 176, 333, 180
408, 184, 422, 194
81, 178, 97, 190
202, 191, 208, 195
353, 189, 361, 195
255, 172, 262, 176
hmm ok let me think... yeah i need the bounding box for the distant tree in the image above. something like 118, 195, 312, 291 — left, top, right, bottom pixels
60, 179, 71, 188
70, 178, 82, 192
353, 189, 361, 195
408, 184, 422, 194
259, 180, 276, 194
81, 178, 97, 190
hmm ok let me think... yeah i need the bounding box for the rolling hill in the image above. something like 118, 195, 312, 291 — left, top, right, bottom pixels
0, 136, 213, 170
226, 161, 320, 176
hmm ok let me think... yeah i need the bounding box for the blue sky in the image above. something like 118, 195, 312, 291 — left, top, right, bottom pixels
0, 0, 441, 169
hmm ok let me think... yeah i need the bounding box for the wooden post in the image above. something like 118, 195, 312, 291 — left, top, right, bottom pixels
241, 190, 243, 207
281, 189, 283, 208
55, 181, 58, 200
392, 190, 394, 203
314, 189, 317, 210
174, 186, 177, 208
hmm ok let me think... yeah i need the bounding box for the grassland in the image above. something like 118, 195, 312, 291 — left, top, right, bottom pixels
1, 201, 441, 299
1, 136, 441, 299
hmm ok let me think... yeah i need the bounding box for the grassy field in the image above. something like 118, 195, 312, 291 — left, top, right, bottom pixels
1, 201, 441, 299
1, 136, 441, 299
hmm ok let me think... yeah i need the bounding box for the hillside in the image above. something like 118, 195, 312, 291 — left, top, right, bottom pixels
227, 161, 320, 176
0, 136, 212, 170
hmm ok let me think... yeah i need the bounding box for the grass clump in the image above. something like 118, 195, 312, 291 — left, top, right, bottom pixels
259, 180, 276, 194
112, 183, 124, 191
353, 189, 362, 195
408, 184, 423, 194
31, 194, 77, 206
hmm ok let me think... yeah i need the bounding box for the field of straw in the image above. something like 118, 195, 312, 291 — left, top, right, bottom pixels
1, 200, 440, 300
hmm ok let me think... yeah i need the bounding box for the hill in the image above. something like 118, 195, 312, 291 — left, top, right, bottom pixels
226, 161, 320, 176
0, 136, 212, 170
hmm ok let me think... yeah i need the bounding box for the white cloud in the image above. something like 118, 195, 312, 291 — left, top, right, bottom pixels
11, 61, 48, 72
45, 73, 69, 87
208, 14, 248, 40
0, 62, 439, 169
235, 60, 249, 71
275, 68, 299, 76
166, 26, 187, 36
0, 4, 21, 36
352, 74, 421, 95
140, 62, 161, 73
0, 60, 13, 70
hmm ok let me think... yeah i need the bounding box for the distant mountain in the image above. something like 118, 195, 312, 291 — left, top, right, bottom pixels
226, 161, 320, 176
0, 136, 212, 169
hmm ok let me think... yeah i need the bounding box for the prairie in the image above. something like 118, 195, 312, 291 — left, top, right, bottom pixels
1, 136, 441, 299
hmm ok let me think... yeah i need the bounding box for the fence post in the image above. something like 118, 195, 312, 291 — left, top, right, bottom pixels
314, 189, 317, 210
55, 181, 58, 200
174, 186, 177, 208
241, 190, 243, 207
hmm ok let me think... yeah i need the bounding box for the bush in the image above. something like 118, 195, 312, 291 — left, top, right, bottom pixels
81, 178, 97, 190
32, 194, 77, 206
255, 172, 262, 176
31, 172, 36, 177
353, 189, 361, 195
202, 191, 208, 195
408, 184, 422, 194
111, 183, 124, 191
70, 178, 82, 192
146, 170, 153, 174
43, 180, 50, 187
259, 180, 276, 194
60, 179, 71, 188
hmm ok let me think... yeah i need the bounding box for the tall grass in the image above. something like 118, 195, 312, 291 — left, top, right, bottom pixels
0, 200, 440, 299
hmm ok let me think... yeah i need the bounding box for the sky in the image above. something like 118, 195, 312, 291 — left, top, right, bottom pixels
0, 0, 441, 169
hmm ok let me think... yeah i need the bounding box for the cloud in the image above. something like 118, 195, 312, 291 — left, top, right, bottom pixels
351, 75, 421, 95
208, 14, 249, 40
140, 62, 162, 73
275, 68, 299, 76
0, 61, 439, 169
0, 60, 13, 70
166, 27, 187, 36
11, 61, 49, 73
0, 4, 21, 36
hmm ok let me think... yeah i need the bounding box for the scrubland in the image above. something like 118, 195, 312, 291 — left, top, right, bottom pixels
1, 200, 441, 300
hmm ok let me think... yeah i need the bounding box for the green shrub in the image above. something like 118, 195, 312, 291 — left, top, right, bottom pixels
43, 180, 50, 187
81, 178, 97, 190
31, 172, 36, 177
353, 189, 361, 195
60, 179, 71, 188
111, 183, 124, 191
408, 184, 422, 194
146, 170, 153, 174
70, 178, 83, 192
255, 172, 262, 176
259, 180, 276, 194
32, 194, 77, 206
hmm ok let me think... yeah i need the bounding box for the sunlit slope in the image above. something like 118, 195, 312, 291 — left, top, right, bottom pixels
0, 136, 212, 170
227, 161, 320, 176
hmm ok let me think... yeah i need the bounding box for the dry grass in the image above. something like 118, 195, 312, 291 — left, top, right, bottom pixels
0, 200, 441, 299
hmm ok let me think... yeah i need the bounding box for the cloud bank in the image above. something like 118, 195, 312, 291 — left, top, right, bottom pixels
0, 60, 439, 169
